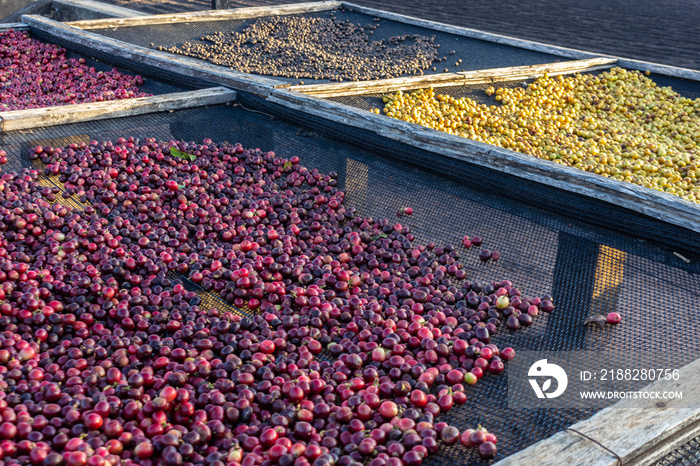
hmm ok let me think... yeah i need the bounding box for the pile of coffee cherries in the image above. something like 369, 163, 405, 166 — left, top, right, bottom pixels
0, 137, 554, 465
378, 69, 700, 203
0, 29, 149, 111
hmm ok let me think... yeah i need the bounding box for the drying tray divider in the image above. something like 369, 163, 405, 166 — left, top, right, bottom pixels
286, 57, 618, 97
63, 1, 341, 30
0, 87, 236, 133
0, 22, 28, 31
53, 0, 149, 19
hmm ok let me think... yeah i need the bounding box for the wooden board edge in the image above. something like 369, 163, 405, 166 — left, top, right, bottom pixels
625, 416, 700, 466
21, 14, 284, 95
455, 57, 617, 80
615, 58, 700, 82
494, 358, 700, 466
495, 432, 602, 466
53, 0, 149, 18
288, 72, 466, 96
0, 22, 28, 31
264, 89, 700, 234
0, 87, 237, 132
341, 2, 700, 82
65, 1, 341, 30
289, 58, 617, 97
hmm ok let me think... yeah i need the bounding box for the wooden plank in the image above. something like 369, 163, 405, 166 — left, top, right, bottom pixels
265, 88, 700, 235
0, 87, 236, 132
285, 72, 467, 95
0, 22, 28, 31
289, 58, 617, 97
495, 358, 700, 466
614, 57, 700, 82
54, 0, 149, 19
65, 1, 341, 30
341, 2, 700, 82
22, 14, 285, 96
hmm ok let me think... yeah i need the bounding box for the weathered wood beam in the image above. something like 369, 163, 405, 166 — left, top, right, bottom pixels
288, 58, 617, 97
65, 1, 341, 29
0, 87, 236, 132
53, 0, 148, 21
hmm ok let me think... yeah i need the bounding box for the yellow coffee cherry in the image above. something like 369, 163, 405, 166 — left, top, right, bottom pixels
381, 67, 700, 203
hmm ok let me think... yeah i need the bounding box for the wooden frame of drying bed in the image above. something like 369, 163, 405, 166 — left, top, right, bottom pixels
0, 87, 236, 132
0, 22, 28, 31
52, 0, 148, 21
9, 3, 700, 463
61, 0, 340, 29
288, 57, 618, 97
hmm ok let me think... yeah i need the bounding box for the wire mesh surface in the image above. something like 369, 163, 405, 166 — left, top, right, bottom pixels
1, 103, 699, 464
88, 8, 570, 85
657, 436, 700, 466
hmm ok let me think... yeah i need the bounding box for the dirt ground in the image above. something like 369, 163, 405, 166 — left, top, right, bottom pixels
100, 0, 700, 70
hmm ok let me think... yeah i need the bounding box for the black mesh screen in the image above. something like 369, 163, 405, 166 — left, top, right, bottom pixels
88, 8, 569, 85
0, 103, 699, 464
657, 437, 700, 466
